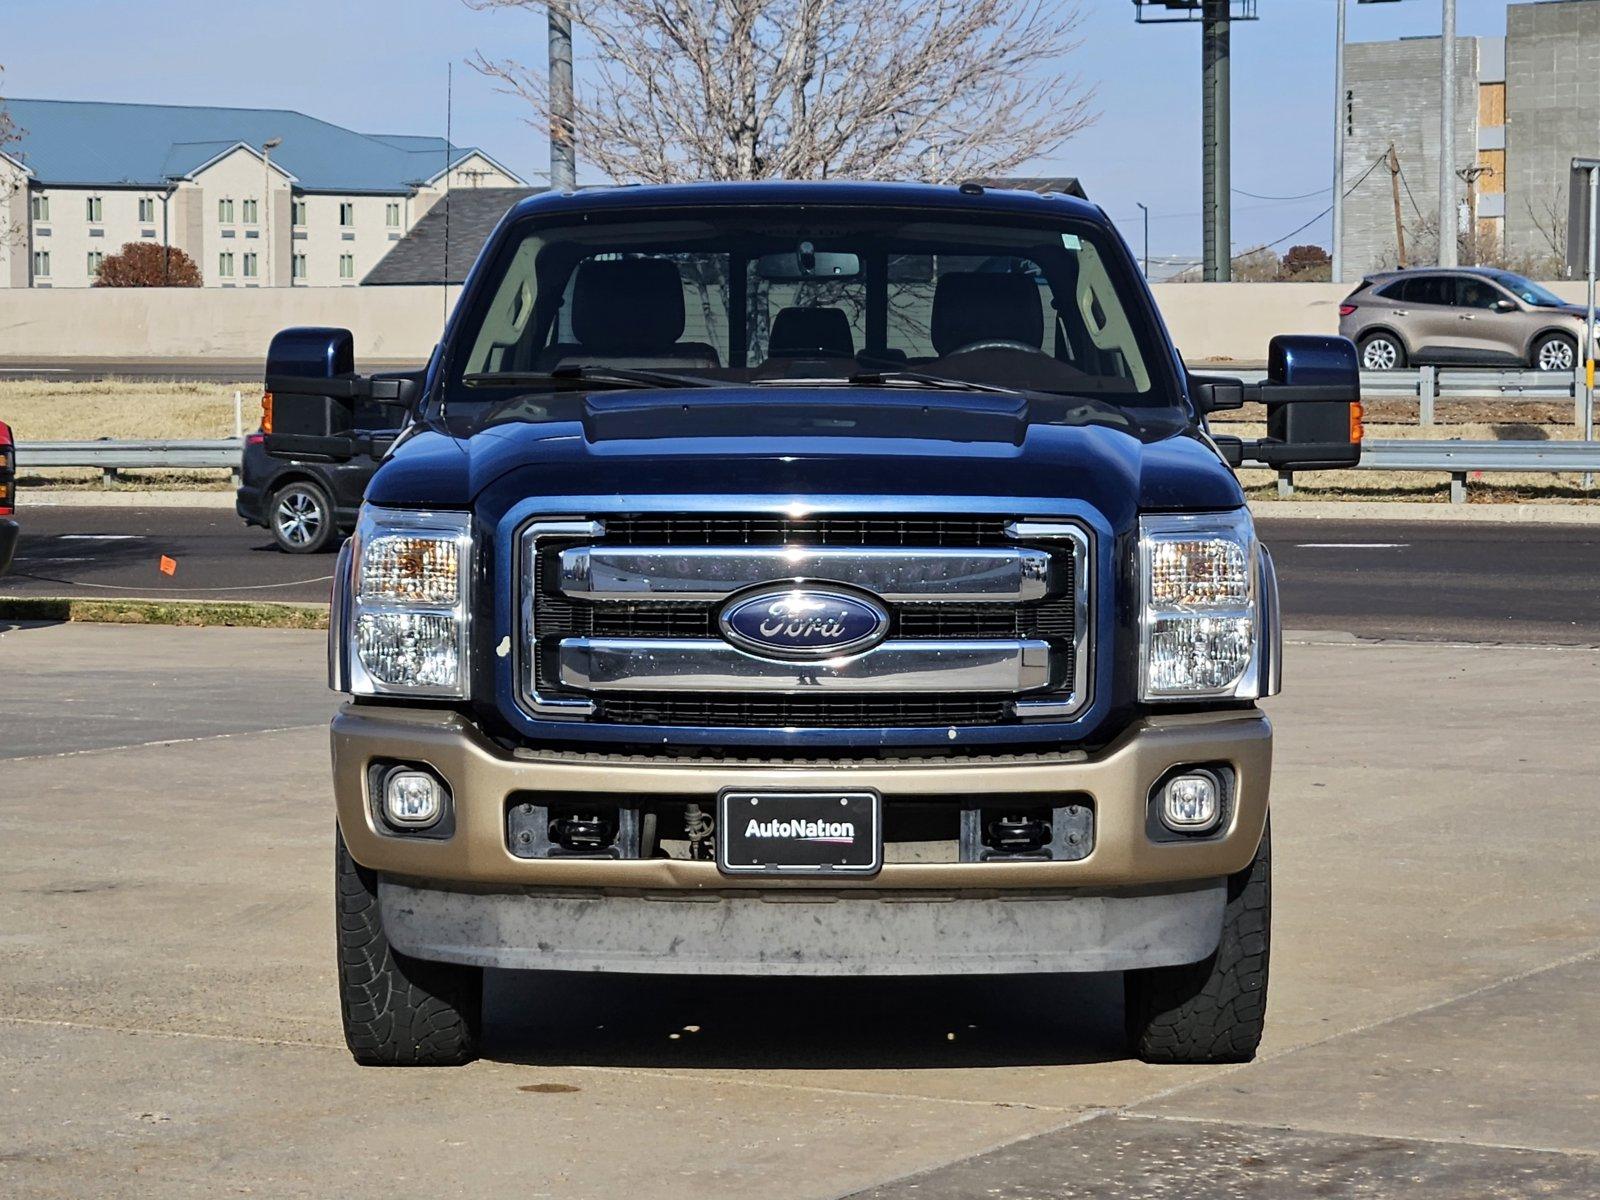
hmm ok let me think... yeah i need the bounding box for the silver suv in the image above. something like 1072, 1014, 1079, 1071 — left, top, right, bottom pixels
1339, 267, 1592, 372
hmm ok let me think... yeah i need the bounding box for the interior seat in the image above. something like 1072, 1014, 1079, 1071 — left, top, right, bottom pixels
929, 272, 1045, 357
767, 306, 855, 359
539, 259, 722, 369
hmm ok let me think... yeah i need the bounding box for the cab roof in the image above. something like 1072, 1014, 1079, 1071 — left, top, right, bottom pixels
504, 179, 1103, 225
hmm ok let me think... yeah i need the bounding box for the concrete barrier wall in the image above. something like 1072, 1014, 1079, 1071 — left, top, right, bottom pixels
0, 286, 462, 362
0, 280, 1592, 364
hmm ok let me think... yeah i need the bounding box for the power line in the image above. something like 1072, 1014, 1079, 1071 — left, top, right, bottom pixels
1233, 184, 1330, 202
1235, 152, 1389, 256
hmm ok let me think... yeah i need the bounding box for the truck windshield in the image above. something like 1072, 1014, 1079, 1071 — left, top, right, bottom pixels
442, 206, 1178, 416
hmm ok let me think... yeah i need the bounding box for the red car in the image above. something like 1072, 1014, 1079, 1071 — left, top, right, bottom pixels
0, 420, 15, 574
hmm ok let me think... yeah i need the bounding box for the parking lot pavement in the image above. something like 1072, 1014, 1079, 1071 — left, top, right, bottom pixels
2, 622, 1598, 1197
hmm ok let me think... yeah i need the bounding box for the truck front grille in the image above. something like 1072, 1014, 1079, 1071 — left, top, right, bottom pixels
518, 514, 1091, 729
596, 695, 1012, 729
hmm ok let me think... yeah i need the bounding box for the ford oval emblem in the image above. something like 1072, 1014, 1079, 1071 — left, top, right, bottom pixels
719, 587, 890, 661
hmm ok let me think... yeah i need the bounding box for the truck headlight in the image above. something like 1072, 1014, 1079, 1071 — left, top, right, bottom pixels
340, 506, 472, 698
1139, 509, 1268, 701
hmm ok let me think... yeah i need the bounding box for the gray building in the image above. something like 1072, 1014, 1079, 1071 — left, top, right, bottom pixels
1340, 0, 1600, 278
1340, 34, 1497, 277
1505, 0, 1600, 263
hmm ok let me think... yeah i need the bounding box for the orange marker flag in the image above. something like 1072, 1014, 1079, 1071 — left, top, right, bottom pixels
158, 556, 178, 576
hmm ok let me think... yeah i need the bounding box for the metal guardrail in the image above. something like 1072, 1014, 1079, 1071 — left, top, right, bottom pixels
1266, 438, 1600, 503
1224, 366, 1582, 425
17, 438, 243, 485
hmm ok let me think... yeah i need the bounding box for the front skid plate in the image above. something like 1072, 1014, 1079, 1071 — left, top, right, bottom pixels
377, 880, 1225, 976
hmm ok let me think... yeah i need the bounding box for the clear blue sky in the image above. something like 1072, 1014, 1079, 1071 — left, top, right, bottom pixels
2, 0, 1519, 261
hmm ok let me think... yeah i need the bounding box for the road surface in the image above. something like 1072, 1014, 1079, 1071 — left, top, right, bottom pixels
3, 506, 1598, 644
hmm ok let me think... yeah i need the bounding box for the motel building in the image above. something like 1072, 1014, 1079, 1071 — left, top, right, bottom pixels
0, 98, 524, 289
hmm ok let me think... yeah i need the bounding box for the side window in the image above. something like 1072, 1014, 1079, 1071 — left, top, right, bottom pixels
1408, 276, 1451, 306
1456, 278, 1505, 310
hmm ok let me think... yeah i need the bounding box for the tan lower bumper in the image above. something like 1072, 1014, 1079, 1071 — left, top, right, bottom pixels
331, 705, 1271, 890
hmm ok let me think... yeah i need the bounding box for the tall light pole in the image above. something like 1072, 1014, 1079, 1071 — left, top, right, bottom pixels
1332, 0, 1347, 283
1136, 202, 1151, 278
548, 3, 576, 190
1201, 0, 1232, 281
1438, 0, 1458, 266
262, 136, 282, 287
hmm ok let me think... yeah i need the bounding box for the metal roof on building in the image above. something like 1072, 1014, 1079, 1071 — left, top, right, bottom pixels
2, 98, 523, 194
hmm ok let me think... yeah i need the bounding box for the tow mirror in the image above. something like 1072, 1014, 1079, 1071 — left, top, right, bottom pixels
262, 327, 418, 461
1195, 335, 1362, 471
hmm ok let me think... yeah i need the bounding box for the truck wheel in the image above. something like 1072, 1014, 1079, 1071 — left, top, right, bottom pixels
270, 480, 336, 554
1532, 332, 1576, 373
336, 829, 481, 1066
1124, 823, 1270, 1065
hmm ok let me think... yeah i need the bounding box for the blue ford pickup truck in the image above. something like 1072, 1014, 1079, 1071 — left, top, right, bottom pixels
262, 182, 1361, 1067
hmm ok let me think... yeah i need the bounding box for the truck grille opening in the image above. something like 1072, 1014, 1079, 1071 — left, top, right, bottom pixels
594, 695, 1012, 729
599, 515, 1016, 546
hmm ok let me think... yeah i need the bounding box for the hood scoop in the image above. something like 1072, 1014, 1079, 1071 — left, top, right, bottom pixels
581, 389, 1029, 446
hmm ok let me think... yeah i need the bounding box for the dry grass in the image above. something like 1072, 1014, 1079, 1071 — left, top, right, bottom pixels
0, 596, 327, 628
0, 378, 257, 441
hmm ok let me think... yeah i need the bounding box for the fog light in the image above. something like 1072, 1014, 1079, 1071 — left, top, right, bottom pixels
1161, 772, 1221, 832
383, 769, 444, 828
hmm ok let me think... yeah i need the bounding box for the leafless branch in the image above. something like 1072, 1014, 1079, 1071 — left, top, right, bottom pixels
464, 0, 1096, 184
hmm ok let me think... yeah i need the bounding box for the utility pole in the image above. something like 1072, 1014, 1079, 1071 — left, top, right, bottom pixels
548, 2, 576, 190
1388, 145, 1408, 269
1137, 202, 1151, 278
262, 136, 282, 288
1332, 0, 1347, 284
1438, 0, 1458, 266
1201, 0, 1232, 281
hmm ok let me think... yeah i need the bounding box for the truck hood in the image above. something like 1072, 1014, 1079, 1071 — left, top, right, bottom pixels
367, 387, 1244, 527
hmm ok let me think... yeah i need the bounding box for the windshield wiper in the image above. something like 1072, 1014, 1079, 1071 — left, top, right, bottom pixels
461, 365, 726, 390
843, 369, 1029, 398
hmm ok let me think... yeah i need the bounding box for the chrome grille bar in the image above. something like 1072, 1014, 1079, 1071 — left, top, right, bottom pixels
558, 546, 1052, 603
558, 638, 1054, 694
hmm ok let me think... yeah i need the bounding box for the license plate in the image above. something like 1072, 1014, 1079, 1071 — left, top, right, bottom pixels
717, 790, 882, 877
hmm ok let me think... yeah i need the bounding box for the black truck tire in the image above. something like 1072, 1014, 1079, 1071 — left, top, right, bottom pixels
1124, 823, 1270, 1065
336, 829, 482, 1066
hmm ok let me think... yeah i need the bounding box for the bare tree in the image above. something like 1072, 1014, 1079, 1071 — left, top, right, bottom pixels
1523, 186, 1568, 268
0, 67, 24, 249
466, 0, 1096, 184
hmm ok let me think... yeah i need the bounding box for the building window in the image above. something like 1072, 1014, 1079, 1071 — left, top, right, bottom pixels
339, 202, 354, 227
31, 194, 49, 222
218, 252, 235, 278
86, 196, 103, 223
292, 198, 306, 226
87, 251, 105, 278
339, 253, 354, 279
243, 253, 258, 278
33, 250, 51, 277
242, 199, 258, 224
219, 198, 235, 224
385, 202, 401, 228
138, 197, 155, 222
292, 253, 307, 281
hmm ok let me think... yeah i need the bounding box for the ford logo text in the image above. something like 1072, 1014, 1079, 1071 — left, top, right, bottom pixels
718, 587, 890, 661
